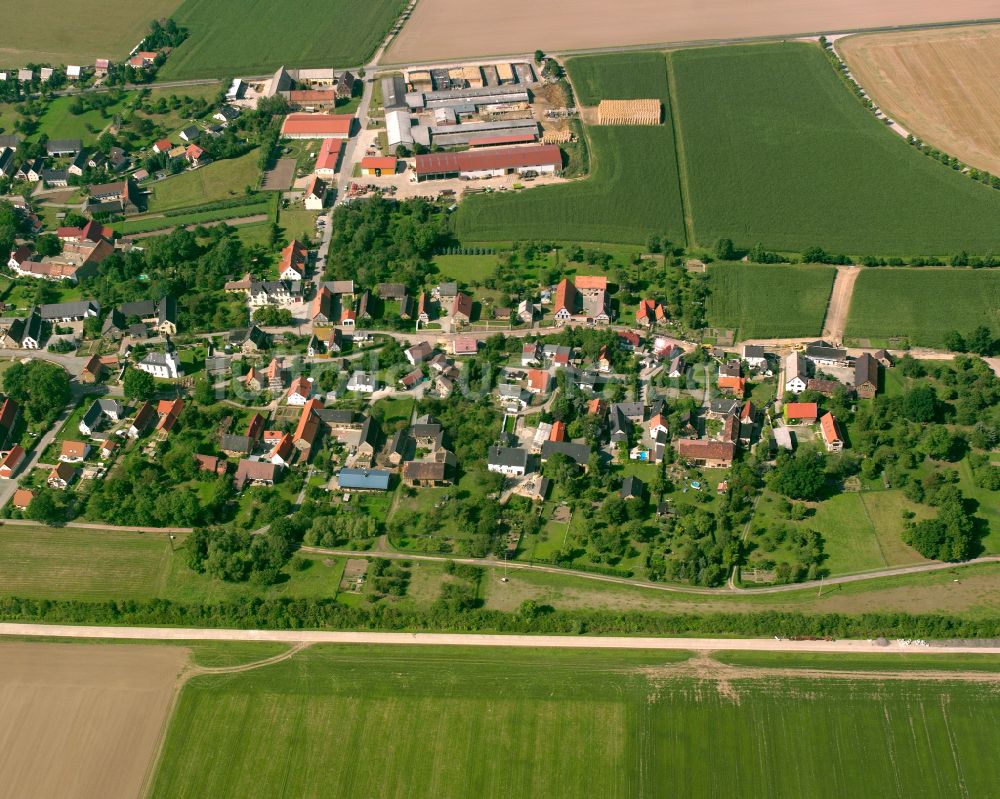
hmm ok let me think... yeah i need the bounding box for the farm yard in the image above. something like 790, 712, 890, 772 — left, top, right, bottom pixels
844, 268, 1000, 348
0, 642, 186, 799
704, 263, 836, 339
157, 0, 408, 80
147, 644, 1000, 799
0, 0, 181, 65
839, 25, 1000, 176
669, 43, 1000, 256
382, 0, 1000, 63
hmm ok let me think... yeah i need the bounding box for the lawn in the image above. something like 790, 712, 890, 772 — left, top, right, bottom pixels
275, 206, 320, 244
432, 254, 499, 284
454, 52, 685, 246
149, 645, 1000, 799
157, 0, 408, 80
145, 150, 262, 212
705, 262, 836, 339
0, 0, 181, 64
670, 43, 1000, 255
36, 95, 129, 143
844, 268, 1000, 348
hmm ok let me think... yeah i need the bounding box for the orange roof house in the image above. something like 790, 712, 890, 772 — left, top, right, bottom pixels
718, 375, 746, 397
784, 402, 818, 423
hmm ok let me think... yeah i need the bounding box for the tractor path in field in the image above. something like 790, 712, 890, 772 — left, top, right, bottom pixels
5, 623, 1000, 656
821, 265, 861, 345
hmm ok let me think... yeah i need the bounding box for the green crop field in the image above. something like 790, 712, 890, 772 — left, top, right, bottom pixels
454, 125, 685, 246
566, 51, 670, 105
705, 262, 835, 338
455, 52, 684, 246
845, 268, 1000, 348
149, 645, 1000, 798
0, 0, 181, 65
145, 150, 262, 212
670, 43, 1000, 255
157, 0, 407, 80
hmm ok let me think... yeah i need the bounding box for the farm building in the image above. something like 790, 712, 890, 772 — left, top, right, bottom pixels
360, 157, 397, 177
413, 144, 561, 182
406, 84, 529, 111
469, 133, 538, 148
597, 99, 661, 125
381, 76, 408, 110
386, 110, 414, 148
315, 138, 343, 176
280, 113, 353, 139
420, 117, 539, 148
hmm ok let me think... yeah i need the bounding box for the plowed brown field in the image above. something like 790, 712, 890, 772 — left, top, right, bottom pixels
383, 0, 1000, 64
839, 25, 1000, 175
0, 643, 186, 799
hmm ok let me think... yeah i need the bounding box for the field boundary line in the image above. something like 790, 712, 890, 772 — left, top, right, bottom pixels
6, 623, 1000, 655
665, 52, 694, 248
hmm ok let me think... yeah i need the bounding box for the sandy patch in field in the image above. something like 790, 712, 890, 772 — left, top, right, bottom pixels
384, 0, 1000, 64
0, 643, 187, 799
839, 25, 1000, 175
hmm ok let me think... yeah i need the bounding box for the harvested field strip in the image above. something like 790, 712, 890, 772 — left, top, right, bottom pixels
148, 645, 1000, 798
383, 0, 1000, 64
839, 25, 1000, 176
845, 268, 1000, 348
670, 42, 1000, 255
705, 262, 836, 339
0, 642, 186, 799
158, 0, 407, 80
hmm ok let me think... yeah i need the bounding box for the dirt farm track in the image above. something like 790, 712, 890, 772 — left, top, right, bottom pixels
0, 643, 186, 799
839, 24, 1000, 176
384, 0, 1000, 63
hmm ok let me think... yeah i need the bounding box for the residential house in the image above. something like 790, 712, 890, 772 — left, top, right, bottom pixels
526, 369, 551, 394
452, 336, 478, 356
619, 330, 641, 350
784, 402, 818, 424
278, 240, 308, 281
155, 398, 184, 435
873, 349, 895, 368
47, 462, 77, 489
248, 280, 302, 307
450, 292, 473, 325
12, 488, 34, 509
805, 340, 849, 367
806, 378, 843, 398
79, 354, 106, 384
195, 454, 227, 475
718, 375, 746, 398
540, 440, 591, 469
336, 468, 391, 491
293, 398, 324, 459
60, 440, 90, 463
356, 290, 373, 321
304, 175, 327, 210
347, 372, 377, 393
784, 351, 809, 394
179, 125, 200, 142
185, 143, 206, 165
269, 434, 295, 467
636, 299, 665, 327
521, 342, 542, 367
399, 368, 424, 390
517, 299, 537, 324
287, 376, 312, 405
487, 446, 529, 476
38, 300, 100, 323
234, 460, 278, 491
405, 341, 433, 366
820, 412, 844, 452
0, 445, 26, 479
551, 276, 610, 325
230, 326, 270, 354
1, 309, 43, 349
0, 398, 19, 443
86, 179, 140, 215
854, 352, 879, 399
676, 439, 735, 468
620, 475, 645, 500
125, 402, 157, 438
78, 399, 124, 436
742, 344, 768, 370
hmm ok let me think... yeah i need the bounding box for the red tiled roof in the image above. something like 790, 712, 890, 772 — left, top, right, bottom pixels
360, 156, 397, 170
316, 138, 343, 171
785, 402, 818, 420
553, 278, 576, 314
281, 113, 353, 137
414, 144, 561, 177
820, 412, 841, 443
575, 275, 607, 290
549, 420, 566, 442
288, 89, 336, 102
677, 439, 735, 462
12, 488, 34, 509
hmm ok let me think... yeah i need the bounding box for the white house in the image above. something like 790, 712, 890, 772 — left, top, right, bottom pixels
487, 446, 529, 477
286, 376, 312, 406
304, 176, 326, 210
742, 344, 768, 370
785, 351, 808, 394
347, 371, 377, 393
